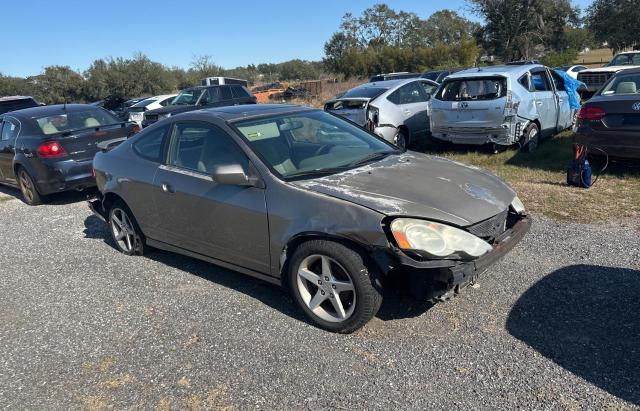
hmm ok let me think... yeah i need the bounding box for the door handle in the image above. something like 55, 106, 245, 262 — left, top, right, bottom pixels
161, 183, 175, 193
536, 101, 543, 106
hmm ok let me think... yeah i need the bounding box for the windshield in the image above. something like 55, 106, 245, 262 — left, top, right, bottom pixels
609, 53, 640, 66
341, 87, 389, 99
171, 89, 204, 105
436, 77, 507, 101
600, 74, 640, 96
34, 108, 120, 135
234, 111, 398, 178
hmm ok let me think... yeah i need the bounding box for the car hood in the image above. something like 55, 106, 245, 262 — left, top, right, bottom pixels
291, 152, 516, 227
145, 104, 196, 116
580, 65, 640, 73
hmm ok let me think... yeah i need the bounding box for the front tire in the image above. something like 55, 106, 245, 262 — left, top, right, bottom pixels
288, 240, 382, 333
108, 200, 145, 256
17, 167, 44, 206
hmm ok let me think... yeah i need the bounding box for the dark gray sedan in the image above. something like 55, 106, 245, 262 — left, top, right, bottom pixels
90, 104, 530, 333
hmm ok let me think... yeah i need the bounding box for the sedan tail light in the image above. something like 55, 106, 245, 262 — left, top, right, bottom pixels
366, 106, 379, 131
503, 90, 520, 116
576, 106, 606, 121
131, 124, 141, 134
37, 141, 68, 158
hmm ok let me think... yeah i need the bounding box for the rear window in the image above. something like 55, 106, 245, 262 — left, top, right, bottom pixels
0, 98, 38, 115
600, 74, 640, 96
34, 108, 120, 135
341, 87, 388, 99
231, 85, 250, 98
436, 77, 507, 101
131, 98, 157, 108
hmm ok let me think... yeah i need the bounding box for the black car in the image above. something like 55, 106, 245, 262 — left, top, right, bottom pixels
368, 72, 421, 82
0, 96, 39, 115
142, 84, 256, 127
574, 68, 640, 160
421, 68, 463, 83
0, 104, 139, 205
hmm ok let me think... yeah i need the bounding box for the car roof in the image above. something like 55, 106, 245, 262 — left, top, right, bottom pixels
194, 104, 314, 122
7, 104, 106, 118
359, 78, 425, 88
446, 64, 545, 79
0, 95, 35, 102
614, 67, 640, 75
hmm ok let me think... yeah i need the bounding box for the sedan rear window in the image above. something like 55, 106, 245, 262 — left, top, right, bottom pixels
601, 75, 640, 95
34, 108, 120, 135
436, 77, 507, 101
0, 98, 38, 115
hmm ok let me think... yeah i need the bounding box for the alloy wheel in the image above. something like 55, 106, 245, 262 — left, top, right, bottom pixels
393, 131, 407, 149
110, 208, 137, 253
296, 254, 356, 323
527, 127, 539, 152
18, 171, 35, 204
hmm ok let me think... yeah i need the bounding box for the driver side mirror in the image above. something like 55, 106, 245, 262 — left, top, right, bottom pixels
211, 164, 252, 186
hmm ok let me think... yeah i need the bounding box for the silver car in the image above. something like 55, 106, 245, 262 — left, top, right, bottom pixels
90, 105, 530, 333
430, 64, 576, 151
324, 78, 439, 149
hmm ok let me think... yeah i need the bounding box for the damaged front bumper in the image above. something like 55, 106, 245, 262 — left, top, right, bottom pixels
386, 214, 531, 300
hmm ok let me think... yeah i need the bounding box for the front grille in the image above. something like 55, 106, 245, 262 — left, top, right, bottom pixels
578, 72, 614, 87
467, 209, 508, 242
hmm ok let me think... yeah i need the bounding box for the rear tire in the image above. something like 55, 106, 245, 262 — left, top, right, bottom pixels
523, 123, 540, 153
17, 167, 44, 206
288, 240, 382, 333
108, 200, 145, 256
393, 128, 409, 150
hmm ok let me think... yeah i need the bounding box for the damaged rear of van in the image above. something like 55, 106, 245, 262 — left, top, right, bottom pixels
430, 64, 575, 152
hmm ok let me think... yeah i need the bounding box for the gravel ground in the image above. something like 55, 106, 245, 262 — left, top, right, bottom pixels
0, 187, 638, 410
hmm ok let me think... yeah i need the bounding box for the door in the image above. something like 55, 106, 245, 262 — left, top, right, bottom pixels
531, 69, 559, 135
390, 81, 430, 136
550, 70, 572, 130
152, 121, 270, 273
0, 117, 20, 183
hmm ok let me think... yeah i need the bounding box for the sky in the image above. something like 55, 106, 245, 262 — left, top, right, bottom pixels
2, 0, 594, 77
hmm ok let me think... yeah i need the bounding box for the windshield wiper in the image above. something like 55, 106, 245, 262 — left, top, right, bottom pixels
347, 151, 396, 167
285, 166, 352, 179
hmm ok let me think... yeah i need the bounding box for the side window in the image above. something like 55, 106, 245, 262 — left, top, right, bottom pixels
169, 122, 247, 174
531, 71, 551, 92
160, 97, 173, 107
133, 124, 170, 162
231, 85, 250, 98
397, 82, 426, 104
420, 81, 438, 97
550, 71, 566, 91
518, 74, 531, 91
1, 118, 19, 141
221, 86, 232, 100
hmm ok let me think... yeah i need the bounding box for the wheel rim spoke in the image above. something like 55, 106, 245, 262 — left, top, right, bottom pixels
332, 280, 354, 293
125, 234, 133, 251
308, 289, 326, 310
298, 268, 321, 284
320, 256, 332, 279
329, 293, 347, 319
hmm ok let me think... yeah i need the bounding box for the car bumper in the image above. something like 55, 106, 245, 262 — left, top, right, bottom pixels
574, 128, 640, 160
391, 214, 531, 300
431, 123, 520, 146
35, 158, 96, 195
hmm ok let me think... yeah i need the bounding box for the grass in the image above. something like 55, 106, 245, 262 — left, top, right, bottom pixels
574, 48, 612, 66
429, 132, 640, 224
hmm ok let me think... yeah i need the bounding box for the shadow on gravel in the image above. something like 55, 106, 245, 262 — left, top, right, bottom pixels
0, 184, 97, 206
507, 264, 640, 405
83, 214, 435, 326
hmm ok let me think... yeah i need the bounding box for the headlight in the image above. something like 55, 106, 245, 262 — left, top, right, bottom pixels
511, 196, 525, 214
390, 218, 492, 259
158, 113, 171, 120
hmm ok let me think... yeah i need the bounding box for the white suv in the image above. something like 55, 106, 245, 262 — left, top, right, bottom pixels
127, 94, 177, 125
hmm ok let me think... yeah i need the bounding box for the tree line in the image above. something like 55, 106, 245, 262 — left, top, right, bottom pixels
1, 0, 638, 104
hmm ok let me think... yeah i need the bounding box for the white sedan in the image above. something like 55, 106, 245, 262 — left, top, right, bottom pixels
556, 64, 588, 79
127, 94, 177, 125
